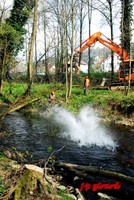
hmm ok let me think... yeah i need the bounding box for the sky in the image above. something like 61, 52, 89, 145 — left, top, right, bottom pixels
2, 0, 13, 10
4, 0, 13, 6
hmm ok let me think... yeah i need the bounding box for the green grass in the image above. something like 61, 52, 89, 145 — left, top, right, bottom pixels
1, 81, 134, 115
58, 189, 74, 200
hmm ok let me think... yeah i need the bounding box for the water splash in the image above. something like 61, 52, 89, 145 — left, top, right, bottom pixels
49, 106, 116, 150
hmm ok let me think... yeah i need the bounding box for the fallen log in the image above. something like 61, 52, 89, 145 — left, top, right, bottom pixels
0, 97, 40, 123
56, 162, 134, 185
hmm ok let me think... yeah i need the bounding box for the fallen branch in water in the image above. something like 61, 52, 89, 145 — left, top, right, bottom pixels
55, 162, 134, 185
0, 97, 40, 123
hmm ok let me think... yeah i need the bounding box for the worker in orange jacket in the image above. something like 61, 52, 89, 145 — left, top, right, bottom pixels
83, 76, 90, 95
48, 91, 56, 106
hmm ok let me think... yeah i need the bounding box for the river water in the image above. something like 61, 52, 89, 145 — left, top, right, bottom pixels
1, 106, 134, 199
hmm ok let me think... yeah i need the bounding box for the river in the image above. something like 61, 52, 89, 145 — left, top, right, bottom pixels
0, 106, 134, 199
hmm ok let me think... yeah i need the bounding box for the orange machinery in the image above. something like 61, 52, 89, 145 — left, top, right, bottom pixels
75, 32, 134, 84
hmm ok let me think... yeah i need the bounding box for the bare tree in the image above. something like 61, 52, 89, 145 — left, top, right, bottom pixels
26, 0, 38, 93
78, 0, 88, 67
120, 0, 133, 94
39, 1, 51, 76
87, 0, 121, 79
68, 0, 75, 98
107, 0, 114, 80
87, 0, 93, 77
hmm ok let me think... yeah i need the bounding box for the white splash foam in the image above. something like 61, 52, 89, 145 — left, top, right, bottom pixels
51, 106, 116, 150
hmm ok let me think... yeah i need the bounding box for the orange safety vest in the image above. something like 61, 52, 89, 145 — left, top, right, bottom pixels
84, 78, 90, 87
49, 94, 55, 101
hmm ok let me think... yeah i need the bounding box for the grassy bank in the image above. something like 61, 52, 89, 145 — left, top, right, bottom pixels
1, 81, 134, 126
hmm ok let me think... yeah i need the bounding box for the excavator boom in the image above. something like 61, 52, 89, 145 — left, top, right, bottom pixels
75, 31, 134, 87
76, 32, 102, 53
75, 32, 129, 61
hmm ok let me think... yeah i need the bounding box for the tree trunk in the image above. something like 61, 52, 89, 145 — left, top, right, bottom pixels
35, 34, 38, 75
27, 0, 38, 94
121, 0, 127, 95
62, 1, 69, 103
108, 0, 114, 81
79, 0, 83, 68
88, 0, 92, 77
0, 43, 7, 93
68, 0, 74, 98
44, 11, 49, 76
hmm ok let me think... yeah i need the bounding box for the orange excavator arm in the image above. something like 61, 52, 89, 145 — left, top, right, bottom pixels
75, 32, 129, 61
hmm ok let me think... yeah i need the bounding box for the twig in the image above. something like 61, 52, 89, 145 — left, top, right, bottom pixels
43, 145, 66, 187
